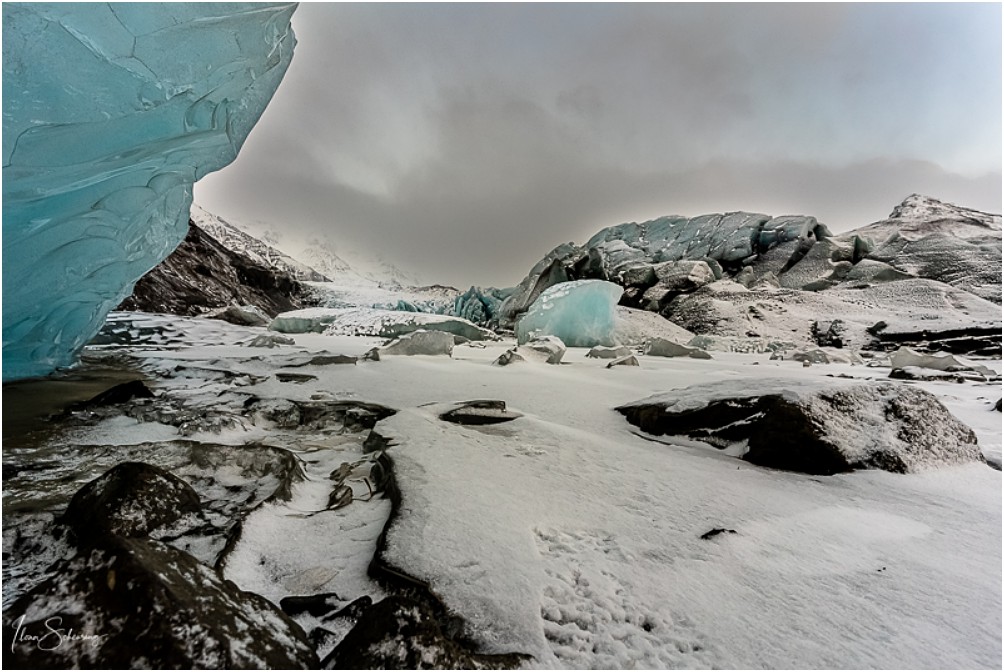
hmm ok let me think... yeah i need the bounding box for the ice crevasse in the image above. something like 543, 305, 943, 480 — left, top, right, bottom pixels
2, 3, 297, 380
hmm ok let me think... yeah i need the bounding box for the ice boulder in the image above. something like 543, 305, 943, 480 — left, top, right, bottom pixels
606, 354, 640, 368
586, 345, 633, 359
2, 3, 297, 380
889, 347, 997, 378
368, 330, 455, 358
516, 280, 623, 347
494, 336, 566, 366
644, 338, 712, 359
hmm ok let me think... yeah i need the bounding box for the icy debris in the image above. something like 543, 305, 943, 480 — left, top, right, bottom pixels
246, 332, 296, 348
206, 304, 271, 327
789, 348, 853, 365
890, 347, 998, 378
618, 379, 985, 474
644, 338, 712, 359
685, 334, 796, 354
495, 336, 567, 366
586, 345, 633, 359
516, 280, 623, 347
368, 330, 455, 359
606, 354, 640, 368
2, 3, 297, 380
272, 307, 496, 341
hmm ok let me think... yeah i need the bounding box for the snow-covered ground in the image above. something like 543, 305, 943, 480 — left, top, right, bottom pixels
7, 317, 1001, 668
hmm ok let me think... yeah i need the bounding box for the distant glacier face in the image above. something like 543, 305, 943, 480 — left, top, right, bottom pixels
2, 3, 297, 380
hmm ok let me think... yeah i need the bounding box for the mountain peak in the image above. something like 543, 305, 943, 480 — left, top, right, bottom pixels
889, 194, 1001, 230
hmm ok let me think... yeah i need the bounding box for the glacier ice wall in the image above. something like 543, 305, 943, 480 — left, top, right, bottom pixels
516, 280, 624, 347
2, 3, 296, 380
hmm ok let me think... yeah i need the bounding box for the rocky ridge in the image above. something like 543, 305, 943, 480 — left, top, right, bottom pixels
191, 204, 331, 282
499, 195, 1002, 356
118, 220, 318, 319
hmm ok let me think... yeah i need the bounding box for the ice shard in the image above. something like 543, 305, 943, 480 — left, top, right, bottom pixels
2, 3, 297, 379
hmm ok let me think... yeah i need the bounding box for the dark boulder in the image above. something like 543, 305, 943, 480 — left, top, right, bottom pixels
617, 380, 984, 475
61, 462, 201, 538
3, 534, 318, 669
78, 380, 154, 407
322, 596, 525, 670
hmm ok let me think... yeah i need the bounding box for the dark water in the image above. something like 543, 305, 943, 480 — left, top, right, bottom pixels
3, 358, 146, 450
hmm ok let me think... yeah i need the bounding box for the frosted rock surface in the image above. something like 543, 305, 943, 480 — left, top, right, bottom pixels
618, 379, 985, 474
2, 3, 297, 380
516, 280, 623, 347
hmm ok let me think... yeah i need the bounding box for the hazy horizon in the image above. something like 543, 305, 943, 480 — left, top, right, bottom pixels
196, 3, 1001, 288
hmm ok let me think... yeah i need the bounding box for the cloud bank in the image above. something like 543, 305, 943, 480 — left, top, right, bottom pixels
197, 3, 1001, 287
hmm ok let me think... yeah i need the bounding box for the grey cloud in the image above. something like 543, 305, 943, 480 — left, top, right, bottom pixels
197, 3, 1001, 288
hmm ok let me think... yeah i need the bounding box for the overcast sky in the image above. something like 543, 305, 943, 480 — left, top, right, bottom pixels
196, 2, 1002, 288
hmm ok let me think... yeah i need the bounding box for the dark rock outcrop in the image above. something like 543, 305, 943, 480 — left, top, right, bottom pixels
61, 462, 201, 538
323, 595, 524, 670
617, 380, 984, 475
5, 459, 318, 669
118, 220, 315, 318
3, 534, 318, 669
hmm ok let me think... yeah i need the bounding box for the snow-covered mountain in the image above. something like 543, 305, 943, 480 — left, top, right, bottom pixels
837, 194, 1002, 303
852, 193, 1002, 242
192, 205, 425, 289
191, 205, 330, 282
297, 237, 424, 288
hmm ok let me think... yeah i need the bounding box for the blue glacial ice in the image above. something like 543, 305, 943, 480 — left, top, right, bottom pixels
2, 3, 296, 380
516, 280, 624, 347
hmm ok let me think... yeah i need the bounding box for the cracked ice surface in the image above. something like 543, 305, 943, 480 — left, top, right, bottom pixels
2, 3, 296, 380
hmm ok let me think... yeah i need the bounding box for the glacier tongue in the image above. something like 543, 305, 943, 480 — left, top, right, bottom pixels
2, 3, 296, 380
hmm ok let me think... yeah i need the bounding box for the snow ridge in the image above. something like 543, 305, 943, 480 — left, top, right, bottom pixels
191, 205, 330, 282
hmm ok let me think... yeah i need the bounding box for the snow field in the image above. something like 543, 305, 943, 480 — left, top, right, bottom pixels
48, 321, 1001, 668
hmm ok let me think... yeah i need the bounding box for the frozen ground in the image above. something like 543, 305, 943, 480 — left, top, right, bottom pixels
4, 315, 1000, 668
